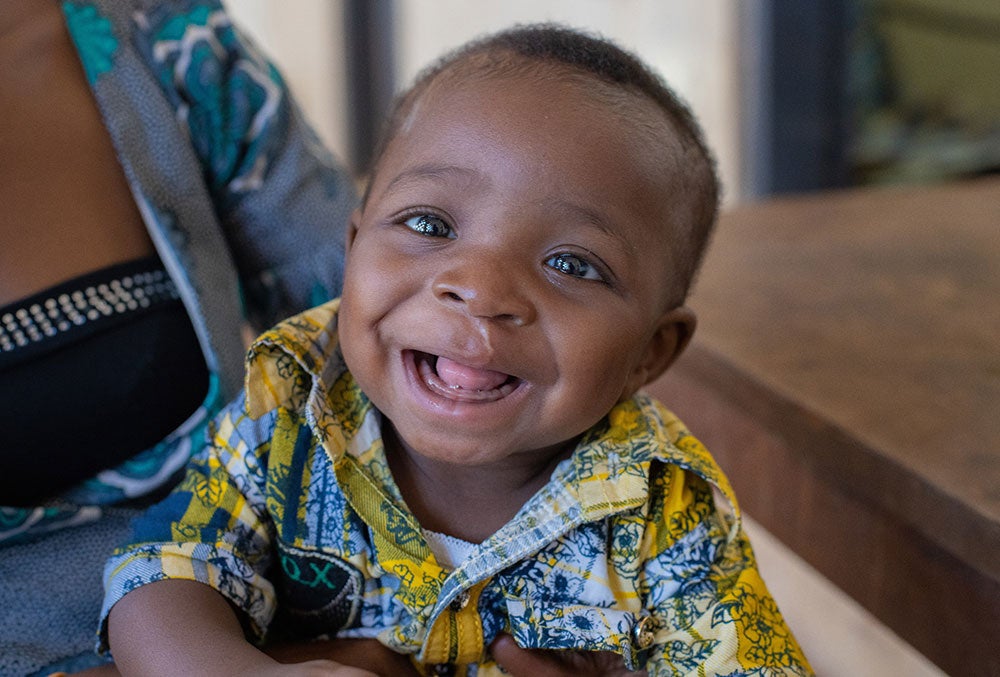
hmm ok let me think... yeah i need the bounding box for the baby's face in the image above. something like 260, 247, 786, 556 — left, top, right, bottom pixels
338, 70, 692, 470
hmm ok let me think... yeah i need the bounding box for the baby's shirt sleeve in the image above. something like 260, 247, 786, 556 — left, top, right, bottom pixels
98, 392, 279, 652
639, 462, 813, 675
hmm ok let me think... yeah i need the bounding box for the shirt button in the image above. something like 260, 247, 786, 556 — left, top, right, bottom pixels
430, 663, 456, 676
634, 615, 656, 649
449, 591, 470, 612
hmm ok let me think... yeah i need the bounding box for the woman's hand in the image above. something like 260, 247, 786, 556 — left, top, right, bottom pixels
67, 655, 390, 677
251, 659, 379, 677
266, 638, 419, 677
490, 634, 648, 677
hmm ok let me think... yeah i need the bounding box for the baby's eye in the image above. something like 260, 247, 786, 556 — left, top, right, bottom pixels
545, 253, 603, 281
403, 214, 455, 239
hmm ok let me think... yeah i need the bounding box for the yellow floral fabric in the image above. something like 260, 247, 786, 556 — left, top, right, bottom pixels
101, 300, 812, 676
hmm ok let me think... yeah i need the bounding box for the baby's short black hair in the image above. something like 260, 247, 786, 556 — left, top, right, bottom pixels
369, 23, 720, 303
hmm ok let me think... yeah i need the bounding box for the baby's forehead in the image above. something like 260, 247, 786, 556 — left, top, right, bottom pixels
412, 59, 684, 153
390, 74, 678, 195
433, 55, 659, 115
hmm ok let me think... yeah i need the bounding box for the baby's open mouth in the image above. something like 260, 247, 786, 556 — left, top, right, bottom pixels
413, 351, 520, 401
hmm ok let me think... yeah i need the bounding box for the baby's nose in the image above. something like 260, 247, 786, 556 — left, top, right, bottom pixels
431, 257, 536, 326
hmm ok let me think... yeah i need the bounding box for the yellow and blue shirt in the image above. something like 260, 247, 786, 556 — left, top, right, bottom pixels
101, 301, 812, 676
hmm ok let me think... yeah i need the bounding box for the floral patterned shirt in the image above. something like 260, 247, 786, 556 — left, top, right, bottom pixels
101, 301, 812, 676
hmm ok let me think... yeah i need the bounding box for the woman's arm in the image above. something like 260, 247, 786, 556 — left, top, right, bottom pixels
144, 1, 356, 327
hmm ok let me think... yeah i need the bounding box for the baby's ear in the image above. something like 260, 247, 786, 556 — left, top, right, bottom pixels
624, 306, 696, 397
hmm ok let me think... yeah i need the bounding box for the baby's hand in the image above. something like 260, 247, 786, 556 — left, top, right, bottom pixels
490, 634, 648, 676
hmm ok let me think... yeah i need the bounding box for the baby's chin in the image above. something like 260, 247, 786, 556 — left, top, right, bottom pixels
386, 426, 519, 468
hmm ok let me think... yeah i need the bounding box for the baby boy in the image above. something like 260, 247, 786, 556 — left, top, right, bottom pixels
101, 23, 812, 677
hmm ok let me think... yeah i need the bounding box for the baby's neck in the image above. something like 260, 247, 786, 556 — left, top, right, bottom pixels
383, 426, 574, 543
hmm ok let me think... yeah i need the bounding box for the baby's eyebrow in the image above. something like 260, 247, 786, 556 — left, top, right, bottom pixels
382, 163, 479, 196
547, 198, 636, 256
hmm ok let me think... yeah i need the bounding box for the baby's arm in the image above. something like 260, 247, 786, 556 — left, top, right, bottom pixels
107, 578, 378, 677
100, 395, 421, 676
108, 578, 275, 675
99, 397, 376, 676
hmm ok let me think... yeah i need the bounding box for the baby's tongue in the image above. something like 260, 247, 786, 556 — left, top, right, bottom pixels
435, 356, 508, 390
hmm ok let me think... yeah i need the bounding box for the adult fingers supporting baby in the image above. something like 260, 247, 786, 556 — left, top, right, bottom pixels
489, 634, 647, 677
265, 659, 379, 677
266, 638, 419, 676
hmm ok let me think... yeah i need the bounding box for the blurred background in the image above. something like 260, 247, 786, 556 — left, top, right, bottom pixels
230, 0, 1000, 207
226, 2, 999, 674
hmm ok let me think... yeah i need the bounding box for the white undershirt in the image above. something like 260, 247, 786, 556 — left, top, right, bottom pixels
422, 529, 478, 569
